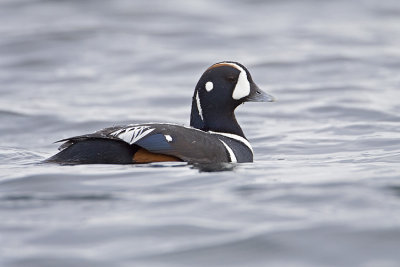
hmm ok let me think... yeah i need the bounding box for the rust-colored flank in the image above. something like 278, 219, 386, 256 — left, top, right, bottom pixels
133, 148, 182, 163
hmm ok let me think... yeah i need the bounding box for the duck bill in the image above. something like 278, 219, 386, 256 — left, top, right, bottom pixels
245, 83, 275, 102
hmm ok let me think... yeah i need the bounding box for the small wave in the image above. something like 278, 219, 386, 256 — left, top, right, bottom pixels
308, 105, 400, 122
0, 193, 115, 202
0, 147, 45, 165
0, 109, 27, 117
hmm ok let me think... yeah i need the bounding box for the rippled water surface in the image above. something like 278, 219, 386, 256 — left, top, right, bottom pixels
1, 0, 400, 266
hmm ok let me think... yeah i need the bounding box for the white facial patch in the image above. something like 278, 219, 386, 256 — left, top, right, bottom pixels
223, 63, 251, 100
205, 81, 213, 92
232, 70, 250, 100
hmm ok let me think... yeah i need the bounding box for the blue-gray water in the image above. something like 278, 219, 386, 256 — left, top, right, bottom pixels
1, 0, 400, 266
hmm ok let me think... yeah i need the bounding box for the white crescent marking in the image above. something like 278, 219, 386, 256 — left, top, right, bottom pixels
219, 139, 237, 163
209, 131, 253, 153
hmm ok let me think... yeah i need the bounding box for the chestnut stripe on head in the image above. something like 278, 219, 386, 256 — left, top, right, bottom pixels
207, 62, 237, 70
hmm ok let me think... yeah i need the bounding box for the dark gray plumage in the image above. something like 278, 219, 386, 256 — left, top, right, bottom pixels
46, 61, 274, 164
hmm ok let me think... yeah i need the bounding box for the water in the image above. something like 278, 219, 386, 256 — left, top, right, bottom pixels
1, 0, 400, 266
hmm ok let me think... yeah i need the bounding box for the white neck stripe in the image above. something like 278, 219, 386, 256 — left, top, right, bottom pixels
219, 139, 237, 163
209, 131, 253, 153
195, 91, 204, 121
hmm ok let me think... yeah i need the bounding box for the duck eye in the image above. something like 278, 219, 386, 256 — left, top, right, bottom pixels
227, 76, 236, 82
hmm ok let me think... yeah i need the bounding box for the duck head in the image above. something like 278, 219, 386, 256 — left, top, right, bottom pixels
190, 61, 274, 137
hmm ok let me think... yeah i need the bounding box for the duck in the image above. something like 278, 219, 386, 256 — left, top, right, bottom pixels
46, 61, 274, 164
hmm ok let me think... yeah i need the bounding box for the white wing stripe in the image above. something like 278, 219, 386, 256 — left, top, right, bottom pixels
111, 126, 155, 145
110, 125, 253, 156
110, 128, 125, 137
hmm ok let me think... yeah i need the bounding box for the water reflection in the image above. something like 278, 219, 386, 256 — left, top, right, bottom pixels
388, 185, 400, 198
191, 162, 237, 172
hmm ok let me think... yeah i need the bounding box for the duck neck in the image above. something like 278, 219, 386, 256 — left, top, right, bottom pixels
190, 93, 245, 138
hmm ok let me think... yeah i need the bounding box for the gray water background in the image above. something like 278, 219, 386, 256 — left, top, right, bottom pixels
1, 0, 400, 266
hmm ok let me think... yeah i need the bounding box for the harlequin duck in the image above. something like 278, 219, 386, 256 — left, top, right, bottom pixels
46, 61, 274, 164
